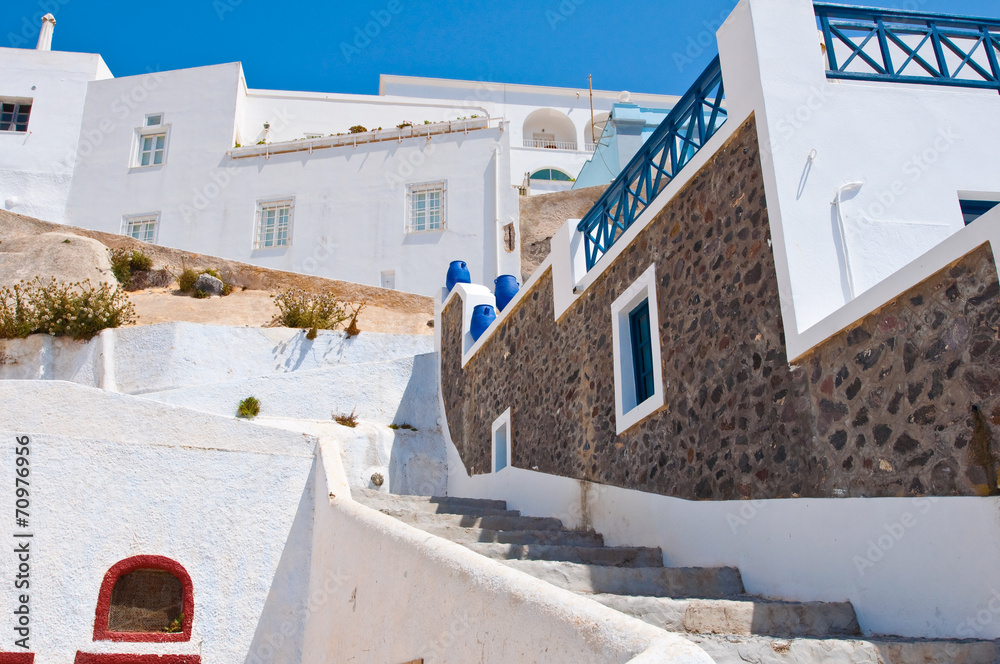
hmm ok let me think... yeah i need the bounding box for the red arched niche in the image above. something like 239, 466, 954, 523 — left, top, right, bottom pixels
92, 555, 194, 643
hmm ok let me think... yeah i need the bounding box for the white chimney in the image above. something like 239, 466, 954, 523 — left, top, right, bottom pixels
36, 14, 55, 51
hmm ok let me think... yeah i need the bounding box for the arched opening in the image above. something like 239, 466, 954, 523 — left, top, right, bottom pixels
93, 556, 194, 643
530, 168, 574, 182
522, 108, 577, 150
589, 112, 611, 147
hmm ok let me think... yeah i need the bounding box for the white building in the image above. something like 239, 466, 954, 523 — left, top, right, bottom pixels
0, 19, 677, 296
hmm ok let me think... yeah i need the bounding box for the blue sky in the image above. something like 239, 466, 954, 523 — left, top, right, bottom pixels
3, 0, 999, 96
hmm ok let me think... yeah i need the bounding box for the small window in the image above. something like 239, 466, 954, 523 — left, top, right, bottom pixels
491, 408, 512, 473
145, 114, 163, 127
254, 198, 293, 249
0, 100, 31, 133
960, 200, 999, 225
629, 299, 655, 404
92, 555, 193, 643
123, 214, 159, 244
611, 264, 665, 434
530, 168, 573, 182
407, 182, 446, 233
138, 133, 166, 167
380, 270, 396, 289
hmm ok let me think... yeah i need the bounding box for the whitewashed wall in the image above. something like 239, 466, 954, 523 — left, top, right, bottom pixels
718, 0, 1000, 343
0, 47, 111, 223
62, 63, 519, 296
0, 381, 316, 662
380, 75, 680, 184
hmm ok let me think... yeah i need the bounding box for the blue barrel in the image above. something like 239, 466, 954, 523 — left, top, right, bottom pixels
470, 304, 496, 341
446, 261, 471, 292
494, 275, 520, 312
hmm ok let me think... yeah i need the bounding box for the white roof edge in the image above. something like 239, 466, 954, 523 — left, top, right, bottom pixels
378, 73, 682, 103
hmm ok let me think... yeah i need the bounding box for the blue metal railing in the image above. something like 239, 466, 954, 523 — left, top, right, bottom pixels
816, 3, 1000, 92
576, 57, 727, 271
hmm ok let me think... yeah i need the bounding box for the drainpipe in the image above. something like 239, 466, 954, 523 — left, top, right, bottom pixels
36, 14, 55, 51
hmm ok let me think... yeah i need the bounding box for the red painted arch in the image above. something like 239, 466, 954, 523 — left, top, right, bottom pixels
92, 555, 193, 643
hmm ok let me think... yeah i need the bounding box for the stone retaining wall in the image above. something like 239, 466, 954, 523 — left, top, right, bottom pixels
441, 117, 1000, 500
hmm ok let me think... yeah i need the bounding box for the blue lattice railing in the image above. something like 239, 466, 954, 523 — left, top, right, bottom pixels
816, 3, 1000, 91
576, 57, 727, 271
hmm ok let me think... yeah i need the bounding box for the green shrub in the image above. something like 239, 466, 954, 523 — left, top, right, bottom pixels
237, 396, 260, 419
0, 283, 37, 339
272, 289, 349, 330
109, 248, 154, 287
0, 278, 136, 341
348, 125, 367, 134
177, 268, 199, 293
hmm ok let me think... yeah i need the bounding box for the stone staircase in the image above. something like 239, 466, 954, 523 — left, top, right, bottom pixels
353, 489, 1000, 664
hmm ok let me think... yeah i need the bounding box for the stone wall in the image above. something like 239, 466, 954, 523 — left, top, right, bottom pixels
518, 184, 609, 282
441, 117, 1000, 500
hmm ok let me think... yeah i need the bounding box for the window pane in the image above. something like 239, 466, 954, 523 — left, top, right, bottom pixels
108, 569, 183, 633
155, 135, 165, 149
141, 152, 151, 166
153, 150, 163, 165
146, 115, 162, 126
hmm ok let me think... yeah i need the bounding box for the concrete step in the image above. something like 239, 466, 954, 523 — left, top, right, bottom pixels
460, 541, 663, 567
410, 522, 605, 547
588, 594, 859, 638
371, 507, 565, 532
688, 633, 1000, 664
503, 560, 744, 599
352, 488, 508, 511
363, 501, 519, 518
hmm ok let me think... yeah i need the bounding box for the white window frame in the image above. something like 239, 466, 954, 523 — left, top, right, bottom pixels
254, 197, 294, 249
611, 264, 665, 434
406, 181, 446, 233
491, 408, 512, 474
132, 124, 170, 168
121, 212, 160, 244
0, 98, 32, 133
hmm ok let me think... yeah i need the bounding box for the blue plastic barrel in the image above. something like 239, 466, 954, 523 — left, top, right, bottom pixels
470, 304, 497, 341
446, 261, 471, 292
494, 275, 520, 312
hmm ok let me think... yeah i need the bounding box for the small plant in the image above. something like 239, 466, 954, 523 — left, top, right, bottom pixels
271, 289, 349, 331
0, 283, 36, 339
334, 409, 358, 428
305, 326, 318, 340
237, 396, 260, 419
349, 125, 367, 134
234, 142, 242, 148
177, 268, 199, 293
109, 248, 154, 287
256, 139, 266, 145
423, 120, 431, 125
62, 238, 71, 244
396, 122, 412, 129
192, 288, 210, 299
345, 303, 366, 337
0, 278, 137, 341
370, 472, 384, 487
164, 613, 184, 633
388, 423, 418, 431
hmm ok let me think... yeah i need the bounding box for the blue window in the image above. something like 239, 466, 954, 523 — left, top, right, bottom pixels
629, 299, 655, 405
960, 200, 999, 226
494, 424, 507, 472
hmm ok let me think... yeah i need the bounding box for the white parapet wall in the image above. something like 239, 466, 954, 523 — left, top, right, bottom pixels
0, 381, 316, 662
0, 322, 433, 394
297, 440, 714, 664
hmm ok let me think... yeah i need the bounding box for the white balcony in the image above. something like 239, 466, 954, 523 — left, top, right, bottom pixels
522, 138, 591, 151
